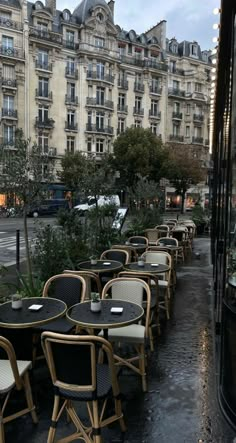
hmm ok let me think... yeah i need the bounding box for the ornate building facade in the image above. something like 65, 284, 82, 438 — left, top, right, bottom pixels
0, 0, 211, 181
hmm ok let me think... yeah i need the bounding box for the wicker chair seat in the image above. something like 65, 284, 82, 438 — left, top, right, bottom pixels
0, 360, 31, 394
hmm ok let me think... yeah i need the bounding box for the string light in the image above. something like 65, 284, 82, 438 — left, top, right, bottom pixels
213, 23, 219, 30
213, 7, 221, 14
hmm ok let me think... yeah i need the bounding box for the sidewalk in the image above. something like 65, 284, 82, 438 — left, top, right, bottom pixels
4, 235, 236, 443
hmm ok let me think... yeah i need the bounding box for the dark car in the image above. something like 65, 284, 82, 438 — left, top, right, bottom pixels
27, 199, 69, 217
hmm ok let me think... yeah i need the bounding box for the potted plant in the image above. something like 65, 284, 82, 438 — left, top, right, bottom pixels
11, 292, 23, 310
90, 292, 101, 312
90, 255, 98, 265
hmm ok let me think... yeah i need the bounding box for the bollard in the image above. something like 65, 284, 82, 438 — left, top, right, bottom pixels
16, 229, 20, 272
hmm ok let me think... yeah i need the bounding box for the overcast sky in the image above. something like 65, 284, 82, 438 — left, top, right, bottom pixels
56, 0, 219, 50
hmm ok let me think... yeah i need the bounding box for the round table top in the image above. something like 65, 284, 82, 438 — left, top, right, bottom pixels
124, 243, 147, 251
67, 299, 144, 329
124, 262, 169, 273
0, 297, 67, 329
79, 260, 123, 273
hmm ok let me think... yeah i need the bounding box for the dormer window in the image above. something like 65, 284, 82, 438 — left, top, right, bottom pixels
172, 43, 178, 54
202, 52, 208, 62
63, 10, 70, 21
191, 44, 198, 57
97, 13, 104, 22
35, 1, 43, 10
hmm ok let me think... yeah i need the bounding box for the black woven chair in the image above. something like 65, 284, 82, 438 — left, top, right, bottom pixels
42, 332, 126, 443
33, 274, 86, 363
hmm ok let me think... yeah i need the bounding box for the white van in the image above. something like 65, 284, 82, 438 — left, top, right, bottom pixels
74, 195, 120, 214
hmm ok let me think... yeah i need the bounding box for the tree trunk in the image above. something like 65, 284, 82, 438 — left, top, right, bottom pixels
23, 206, 34, 291
181, 191, 186, 214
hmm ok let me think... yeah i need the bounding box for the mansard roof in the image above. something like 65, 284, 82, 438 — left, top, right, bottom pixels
0, 0, 21, 8
72, 0, 113, 24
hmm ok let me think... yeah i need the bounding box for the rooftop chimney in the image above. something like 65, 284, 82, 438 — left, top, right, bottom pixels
108, 0, 115, 19
45, 0, 56, 16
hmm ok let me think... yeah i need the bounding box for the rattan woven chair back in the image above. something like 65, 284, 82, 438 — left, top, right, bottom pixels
128, 236, 148, 246
100, 249, 129, 265
63, 270, 102, 298
157, 237, 178, 246
43, 273, 86, 306
41, 332, 126, 443
0, 336, 38, 440
111, 244, 138, 261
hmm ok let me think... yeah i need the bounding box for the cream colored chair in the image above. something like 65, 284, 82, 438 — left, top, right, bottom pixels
101, 277, 151, 392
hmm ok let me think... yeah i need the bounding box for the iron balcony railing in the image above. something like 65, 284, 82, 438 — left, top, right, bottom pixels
2, 79, 17, 88
149, 110, 161, 118
86, 71, 114, 84
118, 78, 128, 89
133, 107, 144, 116
35, 117, 55, 128
65, 94, 78, 105
172, 112, 183, 119
0, 46, 24, 59
134, 82, 144, 92
0, 16, 23, 31
168, 88, 185, 97
86, 97, 114, 109
65, 122, 78, 131
149, 85, 162, 94
86, 124, 114, 135
35, 61, 52, 71
62, 40, 79, 50
193, 114, 204, 122
169, 134, 184, 142
35, 90, 53, 100
29, 28, 62, 45
2, 108, 17, 118
65, 67, 78, 79
117, 104, 128, 113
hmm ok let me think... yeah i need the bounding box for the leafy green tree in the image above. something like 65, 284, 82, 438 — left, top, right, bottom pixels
164, 145, 205, 213
0, 129, 54, 290
113, 127, 166, 188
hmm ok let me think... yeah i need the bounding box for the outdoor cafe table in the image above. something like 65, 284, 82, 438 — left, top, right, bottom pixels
66, 299, 144, 340
0, 297, 67, 329
79, 260, 123, 275
124, 262, 169, 274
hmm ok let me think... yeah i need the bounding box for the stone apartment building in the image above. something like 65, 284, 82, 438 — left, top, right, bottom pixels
0, 0, 211, 200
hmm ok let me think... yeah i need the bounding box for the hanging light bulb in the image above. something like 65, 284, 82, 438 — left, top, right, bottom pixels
213, 7, 221, 15
212, 48, 217, 54
212, 36, 218, 43
213, 23, 219, 30
212, 58, 217, 64
212, 67, 216, 73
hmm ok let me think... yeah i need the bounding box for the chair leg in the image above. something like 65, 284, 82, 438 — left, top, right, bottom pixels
92, 400, 102, 443
148, 325, 154, 352
47, 395, 60, 443
23, 371, 38, 424
139, 344, 147, 392
0, 411, 5, 443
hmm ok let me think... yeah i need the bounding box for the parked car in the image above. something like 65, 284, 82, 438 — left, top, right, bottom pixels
73, 195, 120, 214
27, 199, 70, 217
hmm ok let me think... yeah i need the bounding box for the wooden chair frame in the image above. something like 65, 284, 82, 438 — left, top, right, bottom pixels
0, 336, 38, 443
41, 332, 126, 443
63, 270, 102, 298
100, 249, 129, 265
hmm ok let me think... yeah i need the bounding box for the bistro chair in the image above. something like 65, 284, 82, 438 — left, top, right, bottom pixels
0, 336, 38, 442
111, 245, 138, 262
41, 332, 126, 443
63, 270, 102, 299
157, 236, 184, 263
100, 249, 129, 265
141, 251, 172, 320
144, 228, 160, 245
33, 274, 86, 363
101, 277, 151, 392
118, 271, 160, 351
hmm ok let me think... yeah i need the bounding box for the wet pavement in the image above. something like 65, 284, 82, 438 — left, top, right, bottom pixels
4, 236, 236, 442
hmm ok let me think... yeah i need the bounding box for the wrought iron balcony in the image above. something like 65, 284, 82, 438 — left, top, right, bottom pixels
65, 122, 78, 131
168, 88, 185, 97
35, 117, 55, 128
169, 134, 184, 142
62, 40, 79, 50
149, 85, 162, 94
172, 112, 183, 119
0, 16, 23, 31
143, 59, 168, 72
29, 28, 62, 45
193, 114, 204, 122
120, 55, 144, 67
86, 97, 114, 109
0, 137, 15, 147
117, 104, 128, 113
86, 124, 114, 135
133, 107, 144, 116
192, 136, 204, 144
35, 90, 53, 100
149, 110, 161, 119
2, 108, 17, 119
0, 46, 24, 59
35, 61, 52, 71
169, 67, 185, 75
2, 79, 17, 88
118, 78, 128, 89
86, 71, 114, 84
65, 67, 78, 79
134, 82, 144, 93
65, 94, 78, 105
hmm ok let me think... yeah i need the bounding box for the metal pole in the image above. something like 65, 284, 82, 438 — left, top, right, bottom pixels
16, 229, 20, 272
